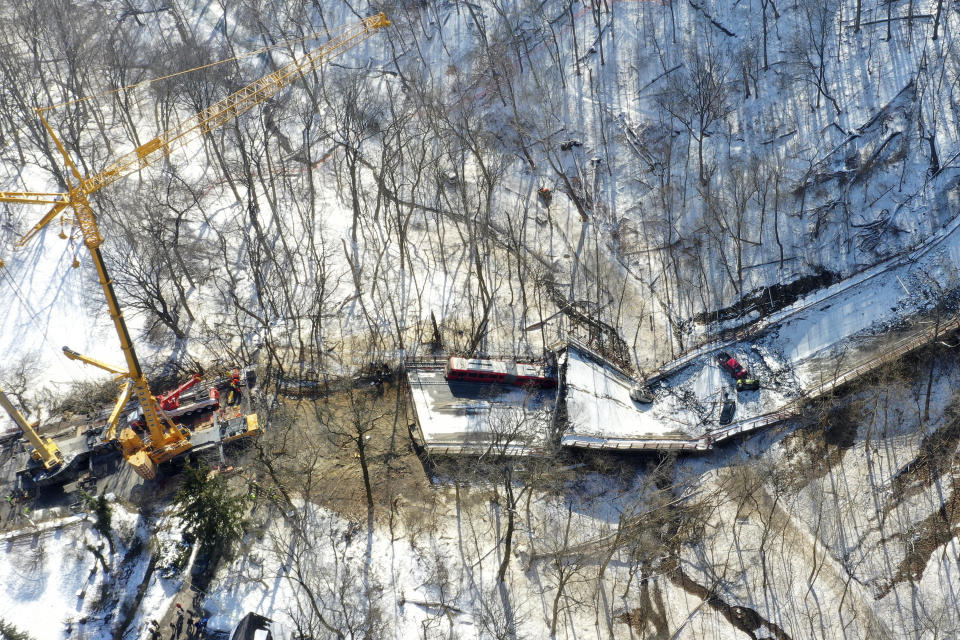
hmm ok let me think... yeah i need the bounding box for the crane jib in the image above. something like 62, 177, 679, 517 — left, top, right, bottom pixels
80, 13, 390, 198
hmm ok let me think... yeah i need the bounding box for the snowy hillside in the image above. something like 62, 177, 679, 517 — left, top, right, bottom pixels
1, 0, 960, 639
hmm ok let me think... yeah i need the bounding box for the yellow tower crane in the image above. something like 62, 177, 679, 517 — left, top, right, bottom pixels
0, 13, 391, 479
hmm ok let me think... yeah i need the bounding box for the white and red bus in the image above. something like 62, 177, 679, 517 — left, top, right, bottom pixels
444, 357, 557, 388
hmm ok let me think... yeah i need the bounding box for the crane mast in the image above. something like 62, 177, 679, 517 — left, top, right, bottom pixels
0, 13, 391, 479
89, 243, 189, 476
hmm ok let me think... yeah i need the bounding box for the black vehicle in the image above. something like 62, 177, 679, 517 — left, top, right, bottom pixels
719, 398, 736, 425
736, 377, 760, 392
629, 384, 655, 404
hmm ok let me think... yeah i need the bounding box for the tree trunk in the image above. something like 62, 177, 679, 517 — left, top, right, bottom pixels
497, 478, 515, 583
924, 314, 940, 422
933, 0, 944, 39
356, 433, 374, 513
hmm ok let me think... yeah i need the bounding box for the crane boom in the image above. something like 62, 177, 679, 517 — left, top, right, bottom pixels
105, 380, 133, 443
157, 374, 202, 411
62, 345, 127, 376
0, 13, 391, 479
0, 385, 64, 470
0, 192, 64, 205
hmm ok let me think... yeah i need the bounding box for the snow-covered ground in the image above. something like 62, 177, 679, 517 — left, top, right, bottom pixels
120, 511, 197, 640
195, 352, 960, 638
202, 495, 638, 639
4, 0, 959, 410
0, 502, 151, 640
5, 359, 960, 639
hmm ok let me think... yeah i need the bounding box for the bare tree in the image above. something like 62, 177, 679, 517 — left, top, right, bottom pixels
661, 44, 732, 185
323, 386, 387, 523
0, 352, 43, 410
790, 0, 841, 114
265, 503, 387, 640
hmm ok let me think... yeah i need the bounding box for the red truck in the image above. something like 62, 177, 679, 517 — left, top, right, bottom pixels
717, 352, 748, 379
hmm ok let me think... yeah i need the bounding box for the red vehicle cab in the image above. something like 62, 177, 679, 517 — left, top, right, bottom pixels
444, 357, 557, 388
717, 352, 748, 379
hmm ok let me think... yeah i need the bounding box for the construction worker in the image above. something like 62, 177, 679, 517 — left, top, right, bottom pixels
228, 369, 242, 405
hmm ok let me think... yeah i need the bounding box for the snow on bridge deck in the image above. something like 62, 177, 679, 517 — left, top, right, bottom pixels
410, 300, 960, 456
558, 200, 960, 451
563, 346, 696, 440
561, 285, 960, 452
560, 342, 797, 451
406, 367, 557, 455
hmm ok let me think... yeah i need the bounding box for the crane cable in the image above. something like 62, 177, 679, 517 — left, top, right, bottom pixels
0, 253, 45, 326
37, 26, 335, 113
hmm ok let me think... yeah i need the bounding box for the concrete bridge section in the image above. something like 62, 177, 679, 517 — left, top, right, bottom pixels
409, 241, 960, 456
561, 198, 960, 450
